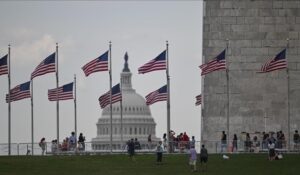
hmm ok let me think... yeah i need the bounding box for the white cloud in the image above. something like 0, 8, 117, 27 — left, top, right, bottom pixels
11, 34, 56, 66
8, 34, 75, 67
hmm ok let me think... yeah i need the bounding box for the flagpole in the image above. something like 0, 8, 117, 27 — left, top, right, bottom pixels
30, 81, 34, 156
8, 44, 11, 156
74, 74, 77, 147
120, 99, 123, 148
56, 43, 60, 145
201, 57, 205, 145
201, 106, 204, 143
286, 38, 290, 152
109, 41, 113, 153
226, 39, 230, 151
166, 41, 171, 153
120, 80, 123, 147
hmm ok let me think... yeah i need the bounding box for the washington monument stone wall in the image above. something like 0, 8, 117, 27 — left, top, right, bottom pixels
202, 0, 300, 150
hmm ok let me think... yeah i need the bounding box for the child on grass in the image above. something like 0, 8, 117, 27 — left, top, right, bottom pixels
189, 145, 197, 172
156, 141, 164, 164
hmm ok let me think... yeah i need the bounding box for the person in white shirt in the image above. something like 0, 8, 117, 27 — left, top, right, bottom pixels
268, 141, 275, 160
69, 132, 77, 151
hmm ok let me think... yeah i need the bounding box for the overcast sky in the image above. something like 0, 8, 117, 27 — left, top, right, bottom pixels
0, 1, 203, 144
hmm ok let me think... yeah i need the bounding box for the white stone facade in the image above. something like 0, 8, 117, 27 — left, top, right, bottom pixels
203, 0, 300, 151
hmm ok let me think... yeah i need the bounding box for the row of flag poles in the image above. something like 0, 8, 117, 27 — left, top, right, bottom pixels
0, 39, 290, 155
199, 39, 290, 151
0, 44, 78, 155
81, 41, 171, 153
0, 40, 170, 155
138, 42, 170, 152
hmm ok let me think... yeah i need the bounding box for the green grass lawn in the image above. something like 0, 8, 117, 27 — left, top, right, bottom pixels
0, 154, 299, 175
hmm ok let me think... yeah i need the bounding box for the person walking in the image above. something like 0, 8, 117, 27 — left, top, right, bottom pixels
189, 145, 197, 172
200, 144, 208, 172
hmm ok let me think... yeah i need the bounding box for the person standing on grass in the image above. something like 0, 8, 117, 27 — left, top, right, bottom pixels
294, 130, 300, 151
78, 133, 85, 151
147, 134, 152, 150
156, 141, 164, 165
232, 134, 238, 152
163, 133, 167, 150
200, 144, 208, 172
268, 140, 276, 161
128, 138, 135, 161
221, 131, 227, 153
39, 137, 46, 155
189, 145, 197, 172
69, 132, 76, 151
190, 136, 196, 149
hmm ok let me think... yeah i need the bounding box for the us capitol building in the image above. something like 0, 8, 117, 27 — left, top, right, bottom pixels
92, 53, 160, 150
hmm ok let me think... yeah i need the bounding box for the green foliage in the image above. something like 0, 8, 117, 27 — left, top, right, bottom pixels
0, 154, 299, 175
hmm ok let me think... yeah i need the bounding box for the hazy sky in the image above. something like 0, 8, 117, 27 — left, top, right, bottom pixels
0, 1, 203, 144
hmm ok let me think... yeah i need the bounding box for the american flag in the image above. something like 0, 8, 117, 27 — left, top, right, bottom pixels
195, 94, 202, 106
82, 51, 109, 77
260, 49, 286, 73
200, 49, 226, 76
145, 85, 167, 105
138, 50, 166, 74
0, 54, 8, 76
6, 81, 31, 103
98, 83, 122, 109
31, 53, 56, 79
48, 82, 73, 101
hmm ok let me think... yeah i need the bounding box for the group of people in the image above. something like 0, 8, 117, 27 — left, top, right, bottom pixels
262, 131, 286, 150
188, 144, 208, 172
39, 132, 86, 155
126, 136, 209, 172
220, 130, 300, 153
59, 132, 86, 152
156, 141, 209, 172
126, 138, 141, 151
167, 130, 196, 153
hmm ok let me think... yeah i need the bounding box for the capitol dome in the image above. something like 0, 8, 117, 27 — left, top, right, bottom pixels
92, 53, 160, 150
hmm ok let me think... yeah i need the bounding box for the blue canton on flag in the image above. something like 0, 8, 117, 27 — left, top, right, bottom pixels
260, 49, 287, 73
145, 85, 168, 105
0, 54, 8, 76
82, 51, 109, 77
200, 49, 226, 76
138, 50, 166, 74
98, 83, 122, 108
6, 81, 31, 103
31, 53, 56, 79
48, 82, 74, 101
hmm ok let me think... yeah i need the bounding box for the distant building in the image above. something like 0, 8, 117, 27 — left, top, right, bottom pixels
92, 53, 160, 150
